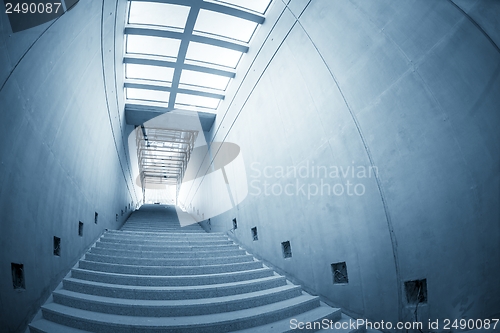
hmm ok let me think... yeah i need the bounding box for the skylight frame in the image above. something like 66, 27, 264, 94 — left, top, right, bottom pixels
123, 0, 271, 115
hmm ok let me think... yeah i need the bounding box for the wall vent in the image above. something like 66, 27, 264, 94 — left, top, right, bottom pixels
233, 218, 237, 229
10, 262, 26, 290
53, 236, 61, 256
251, 227, 258, 241
11, 263, 25, 290
281, 241, 292, 258
331, 262, 348, 284
404, 279, 427, 304
94, 212, 98, 224
78, 221, 83, 237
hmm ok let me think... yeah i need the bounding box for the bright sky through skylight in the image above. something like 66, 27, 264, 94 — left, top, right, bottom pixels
176, 93, 220, 109
186, 42, 242, 68
126, 64, 175, 83
126, 35, 181, 58
195, 9, 258, 42
214, 0, 271, 14
180, 70, 231, 91
126, 88, 170, 104
128, 2, 190, 29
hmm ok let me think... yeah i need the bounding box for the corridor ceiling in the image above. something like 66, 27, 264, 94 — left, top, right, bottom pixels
136, 126, 198, 186
123, 0, 271, 113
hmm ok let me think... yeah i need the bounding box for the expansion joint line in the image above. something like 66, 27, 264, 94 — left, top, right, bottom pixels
295, 16, 404, 322
100, 0, 136, 204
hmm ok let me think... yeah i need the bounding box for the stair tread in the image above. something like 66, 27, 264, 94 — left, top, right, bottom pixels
78, 258, 262, 274
113, 231, 219, 236
95, 242, 239, 247
89, 247, 246, 258
64, 274, 285, 292
42, 294, 320, 327
54, 284, 300, 307
232, 304, 342, 333
30, 318, 92, 333
84, 252, 253, 263
72, 266, 273, 280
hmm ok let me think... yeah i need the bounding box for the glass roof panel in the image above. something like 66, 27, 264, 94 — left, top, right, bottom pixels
213, 0, 272, 14
179, 70, 231, 90
126, 64, 175, 83
186, 42, 242, 68
128, 1, 190, 29
176, 93, 220, 109
126, 88, 170, 104
126, 35, 181, 58
194, 9, 258, 42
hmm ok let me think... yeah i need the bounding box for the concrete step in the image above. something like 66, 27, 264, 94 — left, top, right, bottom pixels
78, 259, 263, 275
120, 228, 205, 233
119, 227, 205, 232
103, 231, 226, 240
98, 237, 233, 246
63, 275, 288, 300
113, 229, 213, 237
233, 304, 342, 332
30, 205, 347, 333
84, 252, 254, 266
89, 246, 247, 259
41, 293, 320, 332
70, 267, 275, 286
52, 285, 302, 316
29, 318, 92, 333
94, 241, 240, 252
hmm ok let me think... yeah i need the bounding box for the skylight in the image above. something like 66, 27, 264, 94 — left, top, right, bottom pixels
213, 0, 272, 14
128, 2, 190, 29
126, 35, 181, 58
194, 9, 258, 42
126, 64, 175, 82
186, 42, 242, 68
123, 0, 271, 115
126, 88, 170, 104
180, 70, 230, 90
176, 93, 220, 109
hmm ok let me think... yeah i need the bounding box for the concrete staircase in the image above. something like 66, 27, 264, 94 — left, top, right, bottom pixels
29, 205, 357, 332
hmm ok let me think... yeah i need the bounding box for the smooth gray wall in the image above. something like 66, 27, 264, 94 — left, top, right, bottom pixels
189, 0, 500, 327
0, 0, 137, 332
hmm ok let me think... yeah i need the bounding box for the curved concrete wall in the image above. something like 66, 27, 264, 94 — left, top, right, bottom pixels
0, 0, 137, 331
186, 0, 500, 326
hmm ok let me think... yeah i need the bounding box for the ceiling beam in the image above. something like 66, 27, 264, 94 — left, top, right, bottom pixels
125, 26, 249, 53
125, 103, 216, 130
124, 54, 236, 78
125, 81, 225, 100
168, 4, 200, 110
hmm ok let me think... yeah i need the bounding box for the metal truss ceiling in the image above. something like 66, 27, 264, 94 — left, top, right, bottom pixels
136, 126, 198, 199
